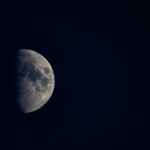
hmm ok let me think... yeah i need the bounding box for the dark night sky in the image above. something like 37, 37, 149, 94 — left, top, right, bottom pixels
0, 0, 150, 149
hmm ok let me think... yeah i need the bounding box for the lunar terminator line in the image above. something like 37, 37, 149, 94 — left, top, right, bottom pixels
16, 49, 55, 113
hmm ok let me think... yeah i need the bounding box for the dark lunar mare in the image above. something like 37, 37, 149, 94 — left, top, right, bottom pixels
16, 59, 50, 93
44, 67, 50, 74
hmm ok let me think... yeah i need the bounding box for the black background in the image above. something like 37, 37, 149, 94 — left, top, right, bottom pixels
0, 0, 150, 149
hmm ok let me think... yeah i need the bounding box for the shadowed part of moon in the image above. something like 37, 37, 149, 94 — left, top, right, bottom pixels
16, 49, 55, 113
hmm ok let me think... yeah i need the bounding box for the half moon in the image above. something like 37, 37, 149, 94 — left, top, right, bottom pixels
16, 49, 55, 113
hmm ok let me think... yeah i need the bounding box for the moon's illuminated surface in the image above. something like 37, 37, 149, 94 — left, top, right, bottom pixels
16, 49, 55, 113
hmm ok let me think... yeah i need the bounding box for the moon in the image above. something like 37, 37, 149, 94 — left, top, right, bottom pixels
16, 49, 55, 113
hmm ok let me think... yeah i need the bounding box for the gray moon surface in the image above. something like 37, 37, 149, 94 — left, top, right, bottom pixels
16, 49, 55, 113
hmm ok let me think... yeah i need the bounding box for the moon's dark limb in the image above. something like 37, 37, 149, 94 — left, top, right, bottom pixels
16, 49, 55, 113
